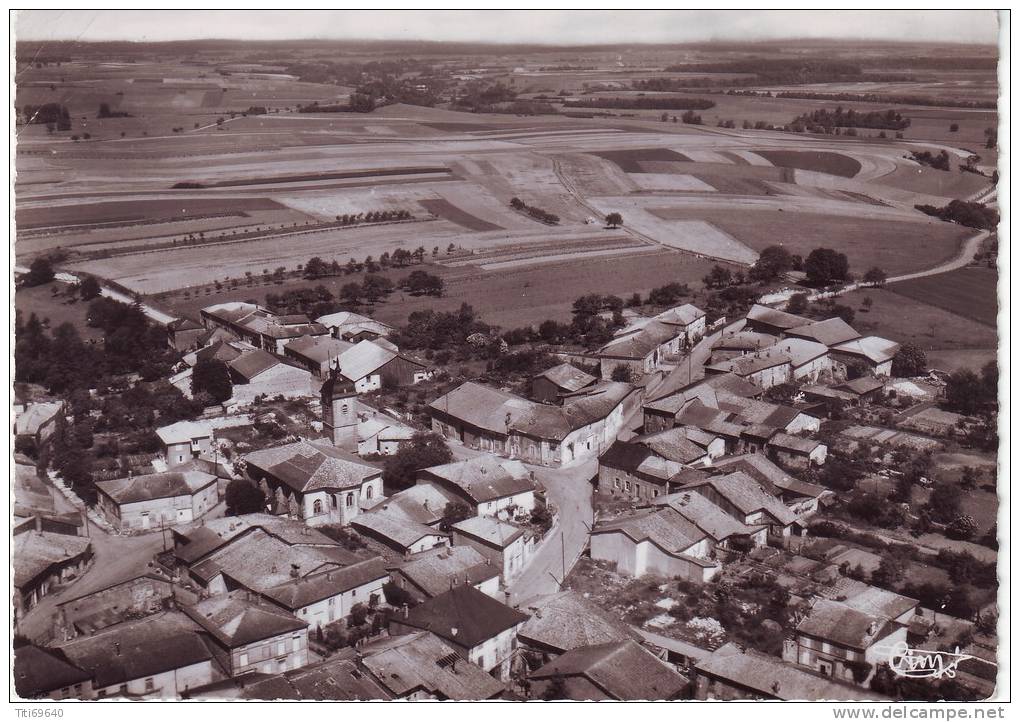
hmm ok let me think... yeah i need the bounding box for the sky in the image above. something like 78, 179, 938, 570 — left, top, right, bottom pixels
14, 10, 1001, 46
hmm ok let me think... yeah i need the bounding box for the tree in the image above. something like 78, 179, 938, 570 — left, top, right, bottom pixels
949, 123, 959, 132
945, 514, 978, 541
23, 256, 55, 287
786, 293, 809, 315
749, 245, 794, 283
804, 248, 850, 286
225, 479, 266, 516
702, 265, 733, 289
605, 212, 623, 228
192, 358, 232, 404
892, 344, 927, 378
382, 432, 453, 493
928, 479, 962, 523
945, 369, 987, 414
440, 501, 473, 532
871, 555, 905, 588
862, 267, 887, 286
610, 364, 634, 383
541, 674, 569, 701
304, 256, 331, 279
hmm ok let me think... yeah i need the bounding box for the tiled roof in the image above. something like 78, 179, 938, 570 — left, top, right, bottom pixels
228, 349, 287, 381
261, 557, 390, 610
96, 469, 216, 505
651, 491, 759, 542
634, 428, 711, 464
397, 585, 529, 649
769, 432, 824, 455
685, 471, 797, 525
785, 317, 861, 347
168, 317, 203, 332
14, 645, 92, 698
183, 590, 306, 648
519, 592, 638, 653
367, 484, 459, 526
796, 599, 899, 651
715, 454, 825, 500
15, 402, 63, 436
359, 632, 505, 699
420, 457, 536, 504
706, 352, 791, 377
533, 362, 597, 392
55, 612, 212, 689
244, 439, 381, 493
174, 513, 340, 563
338, 340, 398, 381
351, 513, 447, 550
242, 656, 393, 700
839, 376, 886, 396
713, 330, 778, 352
452, 516, 526, 549
388, 547, 498, 599
598, 320, 680, 360
835, 581, 918, 620
194, 339, 244, 365
13, 532, 91, 588
832, 336, 901, 365
746, 304, 812, 331
760, 338, 829, 369
593, 507, 706, 554
696, 643, 884, 700
529, 640, 688, 700
286, 335, 354, 365
654, 303, 705, 327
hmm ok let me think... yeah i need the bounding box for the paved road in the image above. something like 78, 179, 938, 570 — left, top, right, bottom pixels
506, 459, 597, 607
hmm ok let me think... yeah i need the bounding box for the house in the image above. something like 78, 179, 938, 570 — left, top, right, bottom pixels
14, 532, 93, 620
283, 335, 354, 377
678, 471, 800, 538
528, 640, 689, 700
201, 302, 329, 353
14, 401, 64, 447
387, 546, 501, 603
768, 433, 828, 468
54, 612, 215, 699
156, 420, 215, 467
744, 304, 812, 336
55, 570, 183, 637
590, 506, 721, 582
185, 338, 248, 368
14, 645, 94, 701
167, 317, 206, 352
714, 454, 829, 515
95, 468, 219, 530
838, 376, 887, 404
362, 484, 459, 527
518, 591, 638, 661
388, 585, 529, 681
451, 516, 533, 583
357, 417, 416, 456
429, 380, 640, 467
695, 643, 885, 701
642, 372, 761, 433
417, 456, 538, 518
243, 439, 383, 526
785, 592, 916, 685
705, 350, 793, 391
648, 489, 769, 551
260, 557, 389, 631
228, 349, 314, 403
716, 395, 821, 436
330, 340, 430, 394
596, 439, 688, 502
531, 362, 598, 403
236, 654, 393, 700
351, 512, 450, 555
710, 330, 779, 363
831, 337, 901, 378
183, 590, 309, 677
784, 317, 861, 348
654, 303, 707, 345
358, 632, 506, 700
316, 311, 394, 342
761, 338, 832, 382
597, 320, 686, 379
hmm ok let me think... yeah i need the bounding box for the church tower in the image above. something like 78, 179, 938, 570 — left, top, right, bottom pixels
321, 359, 358, 450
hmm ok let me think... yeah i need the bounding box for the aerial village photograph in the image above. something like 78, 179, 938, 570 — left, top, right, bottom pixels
8, 7, 1009, 711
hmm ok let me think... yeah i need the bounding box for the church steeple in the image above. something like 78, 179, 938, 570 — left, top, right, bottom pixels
321, 357, 358, 449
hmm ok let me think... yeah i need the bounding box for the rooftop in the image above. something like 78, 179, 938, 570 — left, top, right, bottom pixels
533, 362, 598, 393
262, 557, 390, 610
832, 336, 901, 365
761, 338, 829, 368
451, 516, 527, 548
13, 532, 92, 588
96, 469, 217, 505
338, 340, 399, 381
396, 585, 529, 649
367, 484, 458, 526
388, 546, 498, 599
682, 471, 797, 526
285, 335, 354, 365
654, 303, 706, 327
244, 439, 381, 494
769, 432, 824, 455
420, 456, 536, 504
651, 490, 760, 542
593, 507, 706, 555
14, 645, 92, 699
598, 320, 680, 360
785, 317, 861, 347
15, 401, 63, 436
796, 599, 900, 651
183, 590, 307, 648
174, 513, 341, 564
530, 640, 688, 700
634, 427, 712, 464
746, 304, 812, 331
351, 512, 447, 550
519, 591, 638, 653
228, 349, 290, 381
706, 352, 792, 378
714, 454, 826, 500
155, 420, 212, 446
242, 655, 393, 700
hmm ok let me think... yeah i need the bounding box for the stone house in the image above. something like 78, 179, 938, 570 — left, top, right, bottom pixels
417, 456, 537, 518
451, 516, 533, 584
156, 420, 214, 467
95, 469, 219, 530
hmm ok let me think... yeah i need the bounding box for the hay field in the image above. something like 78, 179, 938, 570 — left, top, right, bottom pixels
888, 266, 998, 327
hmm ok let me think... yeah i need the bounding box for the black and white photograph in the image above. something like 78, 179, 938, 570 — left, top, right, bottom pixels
8, 8, 1009, 708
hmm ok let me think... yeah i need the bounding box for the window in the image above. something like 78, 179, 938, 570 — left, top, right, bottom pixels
624, 481, 631, 492
366, 486, 374, 500
487, 502, 495, 510
313, 500, 323, 515
278, 641, 286, 655
635, 483, 641, 497
74, 684, 82, 696
144, 678, 154, 692
239, 653, 249, 666
346, 493, 355, 507
332, 495, 338, 509
653, 490, 660, 498
614, 478, 621, 489
278, 658, 287, 672
341, 404, 349, 414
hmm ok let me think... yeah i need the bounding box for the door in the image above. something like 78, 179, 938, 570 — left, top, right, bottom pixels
141, 512, 151, 530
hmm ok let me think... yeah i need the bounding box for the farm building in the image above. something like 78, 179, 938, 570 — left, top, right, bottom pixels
831, 337, 901, 377
677, 471, 801, 538
531, 362, 598, 403
429, 381, 640, 467
760, 339, 832, 382
784, 317, 861, 348
316, 311, 394, 342
361, 483, 459, 527
242, 439, 383, 526
283, 335, 354, 378
351, 512, 450, 556
518, 591, 638, 660
451, 516, 533, 584
714, 454, 829, 516
14, 531, 93, 621
654, 303, 708, 344
156, 420, 214, 467
94, 468, 220, 530
744, 304, 812, 336
227, 349, 314, 403
416, 456, 538, 518
14, 401, 64, 447
330, 340, 430, 394
55, 570, 183, 638
597, 320, 686, 379
710, 331, 779, 363
648, 489, 770, 551
705, 352, 793, 390
201, 302, 328, 353
768, 433, 828, 468
357, 417, 416, 456
166, 317, 206, 352
386, 546, 501, 603
590, 506, 721, 583
596, 431, 712, 503
838, 376, 887, 404
14, 644, 94, 701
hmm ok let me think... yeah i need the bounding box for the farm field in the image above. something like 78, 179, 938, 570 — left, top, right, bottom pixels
888, 266, 998, 327
835, 286, 997, 354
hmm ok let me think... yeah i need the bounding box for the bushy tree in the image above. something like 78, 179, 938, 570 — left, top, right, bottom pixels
610, 364, 634, 383
605, 212, 623, 228
786, 293, 809, 315
192, 358, 233, 404
892, 344, 927, 377
945, 514, 978, 540
862, 267, 887, 286
225, 479, 266, 516
804, 248, 850, 286
23, 257, 55, 287
749, 245, 794, 283
383, 432, 453, 492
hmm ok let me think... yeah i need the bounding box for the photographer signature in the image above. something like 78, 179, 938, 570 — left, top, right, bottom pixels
881, 641, 997, 680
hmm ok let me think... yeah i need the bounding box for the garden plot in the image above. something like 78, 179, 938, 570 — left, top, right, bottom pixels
628, 174, 717, 192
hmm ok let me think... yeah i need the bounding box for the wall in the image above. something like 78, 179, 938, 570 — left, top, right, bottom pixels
231, 364, 313, 405
110, 485, 217, 530
298, 474, 383, 527
590, 532, 718, 582
293, 576, 387, 631
791, 354, 833, 382
231, 628, 308, 677
748, 363, 793, 390
59, 577, 174, 631
354, 373, 382, 394
596, 463, 670, 502
94, 660, 214, 699
378, 355, 428, 388
475, 489, 536, 518
467, 624, 522, 681
452, 531, 528, 583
